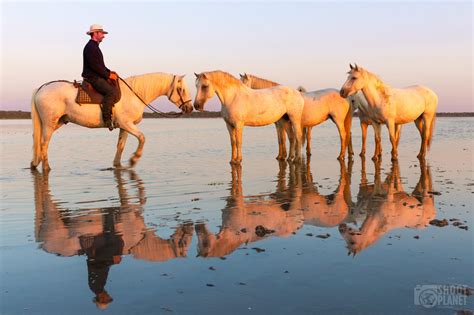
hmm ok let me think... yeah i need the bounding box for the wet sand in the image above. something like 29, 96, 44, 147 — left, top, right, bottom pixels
0, 118, 472, 314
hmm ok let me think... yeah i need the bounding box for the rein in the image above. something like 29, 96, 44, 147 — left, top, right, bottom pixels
119, 76, 189, 118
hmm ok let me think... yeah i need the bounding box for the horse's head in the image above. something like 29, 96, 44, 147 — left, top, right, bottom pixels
193, 72, 215, 112
340, 63, 366, 98
168, 75, 193, 113
338, 223, 365, 256
239, 73, 252, 87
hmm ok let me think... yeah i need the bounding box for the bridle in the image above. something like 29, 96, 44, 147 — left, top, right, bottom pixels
167, 75, 192, 110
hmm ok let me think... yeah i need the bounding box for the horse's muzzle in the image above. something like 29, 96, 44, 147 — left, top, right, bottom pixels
193, 101, 204, 112
339, 89, 346, 98
182, 103, 193, 114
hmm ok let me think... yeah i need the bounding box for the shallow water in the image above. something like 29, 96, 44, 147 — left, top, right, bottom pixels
0, 117, 473, 314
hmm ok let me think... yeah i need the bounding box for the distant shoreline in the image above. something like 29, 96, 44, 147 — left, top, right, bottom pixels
0, 110, 473, 119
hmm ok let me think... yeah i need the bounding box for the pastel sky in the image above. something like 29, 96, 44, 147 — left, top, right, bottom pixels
1, 1, 472, 112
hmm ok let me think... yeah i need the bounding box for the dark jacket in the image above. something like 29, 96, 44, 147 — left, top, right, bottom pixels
82, 39, 110, 80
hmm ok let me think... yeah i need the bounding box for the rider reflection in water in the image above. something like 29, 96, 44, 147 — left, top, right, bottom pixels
78, 208, 124, 310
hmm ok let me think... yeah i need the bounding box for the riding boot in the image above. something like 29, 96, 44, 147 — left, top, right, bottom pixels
101, 104, 114, 131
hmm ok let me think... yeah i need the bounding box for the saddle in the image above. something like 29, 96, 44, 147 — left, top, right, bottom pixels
74, 79, 121, 105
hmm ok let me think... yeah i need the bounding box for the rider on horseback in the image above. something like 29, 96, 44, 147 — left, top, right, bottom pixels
82, 24, 119, 131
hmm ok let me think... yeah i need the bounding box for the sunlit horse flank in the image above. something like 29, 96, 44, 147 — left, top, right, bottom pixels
240, 73, 352, 161
193, 71, 305, 164
340, 64, 438, 161
30, 73, 193, 172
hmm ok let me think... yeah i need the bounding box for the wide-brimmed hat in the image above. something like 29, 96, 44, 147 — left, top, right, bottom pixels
86, 24, 108, 35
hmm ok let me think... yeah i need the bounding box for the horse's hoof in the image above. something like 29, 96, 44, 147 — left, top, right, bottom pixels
129, 158, 137, 167
30, 162, 37, 170
42, 166, 51, 173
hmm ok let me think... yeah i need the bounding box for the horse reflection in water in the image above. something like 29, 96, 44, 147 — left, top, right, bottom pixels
195, 159, 357, 257
195, 162, 305, 257
338, 159, 436, 256
300, 159, 357, 228
32, 169, 193, 309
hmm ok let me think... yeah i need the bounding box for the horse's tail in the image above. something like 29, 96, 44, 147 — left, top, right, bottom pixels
31, 89, 42, 167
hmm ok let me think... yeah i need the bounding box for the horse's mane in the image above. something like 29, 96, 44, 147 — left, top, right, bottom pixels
360, 68, 392, 102
124, 72, 167, 90
246, 74, 280, 88
124, 72, 172, 103
203, 71, 242, 87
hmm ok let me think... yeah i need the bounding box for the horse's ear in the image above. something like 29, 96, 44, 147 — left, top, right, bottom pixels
355, 63, 359, 71
244, 73, 248, 79
178, 74, 185, 81
194, 72, 199, 78
201, 73, 208, 79
349, 63, 354, 70
239, 73, 243, 78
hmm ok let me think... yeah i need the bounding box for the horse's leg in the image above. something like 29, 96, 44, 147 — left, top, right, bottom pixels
334, 118, 346, 161
360, 121, 368, 157
372, 123, 382, 162
225, 122, 238, 164
113, 129, 129, 168
287, 122, 295, 162
121, 123, 145, 167
418, 114, 433, 160
275, 120, 287, 160
386, 120, 398, 161
414, 116, 424, 159
289, 121, 303, 163
235, 124, 244, 164
306, 126, 312, 157
394, 124, 402, 148
275, 122, 283, 160
40, 126, 54, 173
344, 109, 354, 158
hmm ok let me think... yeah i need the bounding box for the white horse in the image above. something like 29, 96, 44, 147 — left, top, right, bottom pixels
30, 73, 193, 172
340, 64, 438, 161
347, 91, 386, 160
240, 73, 352, 161
193, 71, 305, 164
